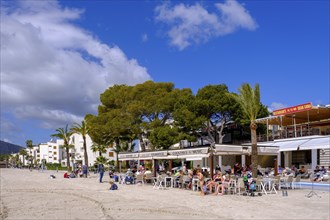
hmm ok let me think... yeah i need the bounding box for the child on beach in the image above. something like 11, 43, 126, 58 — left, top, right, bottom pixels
109, 180, 118, 190
197, 169, 204, 196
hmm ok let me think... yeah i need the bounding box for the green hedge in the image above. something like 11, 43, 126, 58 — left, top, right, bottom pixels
45, 163, 67, 170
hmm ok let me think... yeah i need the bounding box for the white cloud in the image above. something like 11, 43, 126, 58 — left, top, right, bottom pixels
142, 33, 148, 42
155, 0, 257, 50
268, 102, 288, 112
1, 1, 151, 130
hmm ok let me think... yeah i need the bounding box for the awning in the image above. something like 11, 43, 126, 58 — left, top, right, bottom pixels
256, 146, 279, 155
186, 157, 203, 161
298, 136, 330, 150
215, 144, 242, 152
168, 147, 209, 157
275, 139, 310, 152
118, 153, 139, 161
177, 154, 209, 159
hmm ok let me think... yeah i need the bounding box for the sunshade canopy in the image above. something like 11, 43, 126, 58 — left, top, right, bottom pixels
255, 104, 330, 126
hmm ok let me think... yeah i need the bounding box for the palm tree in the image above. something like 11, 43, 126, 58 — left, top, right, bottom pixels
26, 140, 33, 166
51, 125, 73, 172
71, 120, 89, 172
233, 83, 261, 178
19, 149, 27, 167
91, 143, 108, 157
96, 155, 107, 165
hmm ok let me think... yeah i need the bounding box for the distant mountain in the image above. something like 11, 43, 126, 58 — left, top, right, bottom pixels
0, 140, 24, 155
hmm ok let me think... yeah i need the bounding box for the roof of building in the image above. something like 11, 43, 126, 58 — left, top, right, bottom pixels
256, 104, 330, 126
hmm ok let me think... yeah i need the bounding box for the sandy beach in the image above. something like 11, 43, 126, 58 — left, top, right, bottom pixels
0, 168, 329, 220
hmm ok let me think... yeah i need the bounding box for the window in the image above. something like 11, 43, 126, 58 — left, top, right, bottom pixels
53, 146, 57, 149
54, 157, 57, 160
53, 152, 57, 155
109, 152, 114, 157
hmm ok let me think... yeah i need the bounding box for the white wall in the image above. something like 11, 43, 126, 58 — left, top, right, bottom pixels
39, 139, 63, 164
70, 134, 117, 166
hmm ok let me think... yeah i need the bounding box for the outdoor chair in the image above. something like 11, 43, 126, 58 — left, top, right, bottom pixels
176, 175, 184, 188
293, 175, 301, 189
281, 176, 294, 189
182, 175, 192, 189
274, 176, 281, 190
236, 178, 246, 195
144, 173, 153, 184
153, 176, 165, 190
135, 174, 144, 185
228, 179, 237, 194
256, 179, 267, 195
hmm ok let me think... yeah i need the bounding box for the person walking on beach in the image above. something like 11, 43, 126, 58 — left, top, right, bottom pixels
98, 164, 105, 183
82, 164, 88, 178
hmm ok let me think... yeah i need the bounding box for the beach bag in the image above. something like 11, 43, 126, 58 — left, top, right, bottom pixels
110, 184, 118, 190
114, 175, 119, 182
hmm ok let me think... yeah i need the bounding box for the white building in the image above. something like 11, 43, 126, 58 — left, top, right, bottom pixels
68, 134, 117, 167
38, 139, 64, 164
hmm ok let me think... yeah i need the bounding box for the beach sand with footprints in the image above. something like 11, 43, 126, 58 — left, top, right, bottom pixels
1, 168, 329, 220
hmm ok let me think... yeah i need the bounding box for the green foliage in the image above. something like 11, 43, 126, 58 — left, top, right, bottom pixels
86, 81, 268, 157
233, 83, 261, 122
45, 163, 67, 170
96, 156, 107, 165
71, 120, 89, 167
149, 125, 181, 150
51, 125, 73, 172
26, 140, 33, 150
0, 154, 10, 161
91, 143, 108, 156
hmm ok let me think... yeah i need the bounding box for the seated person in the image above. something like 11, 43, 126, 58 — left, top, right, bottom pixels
257, 169, 264, 176
234, 163, 242, 176
126, 168, 134, 177
278, 166, 284, 174
109, 170, 114, 178
207, 171, 223, 194
184, 171, 193, 189
78, 168, 83, 178
299, 166, 306, 174
124, 169, 134, 184
215, 174, 234, 195
109, 179, 118, 190
69, 171, 76, 178
64, 172, 69, 178
320, 166, 327, 174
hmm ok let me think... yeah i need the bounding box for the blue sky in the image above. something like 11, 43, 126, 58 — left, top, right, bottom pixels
1, 0, 329, 147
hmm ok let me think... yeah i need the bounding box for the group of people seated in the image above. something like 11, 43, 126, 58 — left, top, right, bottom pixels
63, 171, 77, 178
122, 166, 153, 184
277, 165, 330, 182
313, 165, 329, 182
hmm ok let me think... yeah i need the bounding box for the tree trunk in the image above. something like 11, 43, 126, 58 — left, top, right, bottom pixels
139, 135, 146, 152
66, 147, 71, 172
83, 136, 89, 172
116, 153, 119, 172
209, 152, 214, 178
250, 121, 258, 178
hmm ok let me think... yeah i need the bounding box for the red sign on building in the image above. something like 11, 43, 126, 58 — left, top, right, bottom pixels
273, 103, 313, 116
